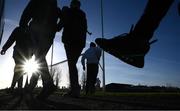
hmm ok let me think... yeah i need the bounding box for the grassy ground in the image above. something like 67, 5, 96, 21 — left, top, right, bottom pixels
56, 90, 180, 109
0, 88, 180, 110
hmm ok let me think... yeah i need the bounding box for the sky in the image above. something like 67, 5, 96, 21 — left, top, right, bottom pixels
0, 0, 180, 89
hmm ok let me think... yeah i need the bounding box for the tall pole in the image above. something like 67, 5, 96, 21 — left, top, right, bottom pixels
101, 0, 105, 91
50, 42, 54, 74
0, 0, 5, 45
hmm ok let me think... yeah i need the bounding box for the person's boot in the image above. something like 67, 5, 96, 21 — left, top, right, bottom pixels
63, 85, 81, 98
95, 31, 157, 68
36, 83, 57, 101
6, 87, 14, 94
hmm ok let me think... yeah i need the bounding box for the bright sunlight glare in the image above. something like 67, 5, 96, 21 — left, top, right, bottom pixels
23, 55, 40, 77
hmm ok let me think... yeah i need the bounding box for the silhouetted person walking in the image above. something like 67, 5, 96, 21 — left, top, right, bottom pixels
1, 26, 33, 93
81, 42, 101, 95
95, 78, 101, 90
58, 0, 87, 97
19, 0, 60, 99
96, 0, 175, 68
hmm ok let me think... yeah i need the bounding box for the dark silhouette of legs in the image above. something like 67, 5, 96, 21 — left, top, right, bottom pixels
10, 60, 24, 91
64, 44, 83, 97
133, 0, 174, 41
86, 64, 98, 95
28, 73, 40, 91
28, 24, 56, 99
17, 76, 23, 88
95, 0, 174, 68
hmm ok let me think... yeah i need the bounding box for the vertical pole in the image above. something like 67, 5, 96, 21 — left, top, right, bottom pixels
50, 42, 54, 74
101, 0, 105, 91
0, 0, 5, 45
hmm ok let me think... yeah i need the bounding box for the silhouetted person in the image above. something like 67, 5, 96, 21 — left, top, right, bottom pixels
81, 42, 102, 95
57, 0, 87, 97
0, 26, 33, 92
95, 0, 175, 68
19, 0, 61, 99
95, 78, 101, 90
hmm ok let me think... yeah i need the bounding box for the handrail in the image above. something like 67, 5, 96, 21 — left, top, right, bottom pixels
49, 53, 103, 71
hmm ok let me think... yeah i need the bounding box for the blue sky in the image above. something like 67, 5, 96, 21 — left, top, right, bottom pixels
0, 0, 180, 89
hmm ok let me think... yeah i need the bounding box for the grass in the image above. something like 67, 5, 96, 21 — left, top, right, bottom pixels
93, 91, 180, 97
80, 91, 180, 109
0, 88, 180, 109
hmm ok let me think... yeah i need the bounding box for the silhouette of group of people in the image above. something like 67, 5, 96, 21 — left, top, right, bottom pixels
1, 27, 33, 92
2, 0, 56, 98
1, 0, 100, 99
0, 0, 180, 100
1, 0, 60, 99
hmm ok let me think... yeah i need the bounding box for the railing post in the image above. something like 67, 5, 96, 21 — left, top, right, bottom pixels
101, 0, 106, 92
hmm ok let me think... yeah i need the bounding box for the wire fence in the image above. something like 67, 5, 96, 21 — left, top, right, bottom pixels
48, 57, 103, 89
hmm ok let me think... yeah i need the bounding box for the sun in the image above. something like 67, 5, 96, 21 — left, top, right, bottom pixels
23, 55, 40, 77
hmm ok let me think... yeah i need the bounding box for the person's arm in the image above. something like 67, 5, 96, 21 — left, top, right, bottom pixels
57, 20, 64, 32
81, 52, 87, 70
19, 0, 34, 28
82, 11, 88, 36
96, 47, 102, 61
1, 28, 16, 55
56, 7, 63, 31
57, 6, 69, 32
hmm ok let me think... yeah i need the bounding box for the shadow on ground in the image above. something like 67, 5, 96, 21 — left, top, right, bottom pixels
0, 89, 180, 110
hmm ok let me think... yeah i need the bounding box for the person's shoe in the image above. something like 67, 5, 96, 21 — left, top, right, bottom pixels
95, 33, 157, 68
36, 84, 57, 101
63, 86, 80, 98
6, 87, 15, 95
63, 91, 80, 98
15, 88, 23, 96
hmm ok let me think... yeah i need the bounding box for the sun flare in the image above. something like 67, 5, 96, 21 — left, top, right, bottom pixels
23, 55, 40, 77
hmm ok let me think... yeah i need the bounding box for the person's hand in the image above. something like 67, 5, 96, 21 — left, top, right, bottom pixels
83, 65, 85, 71
0, 50, 6, 55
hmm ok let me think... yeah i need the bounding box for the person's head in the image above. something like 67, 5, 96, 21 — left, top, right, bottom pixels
70, 0, 81, 9
90, 42, 96, 48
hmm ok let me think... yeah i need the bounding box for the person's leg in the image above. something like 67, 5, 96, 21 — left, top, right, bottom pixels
17, 75, 23, 95
133, 0, 174, 41
64, 44, 83, 97
34, 42, 56, 99
88, 64, 99, 94
9, 59, 24, 95
28, 24, 56, 99
10, 65, 19, 90
17, 76, 23, 88
95, 0, 174, 68
28, 73, 40, 91
10, 59, 23, 90
86, 64, 98, 94
37, 57, 53, 87
86, 64, 91, 95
